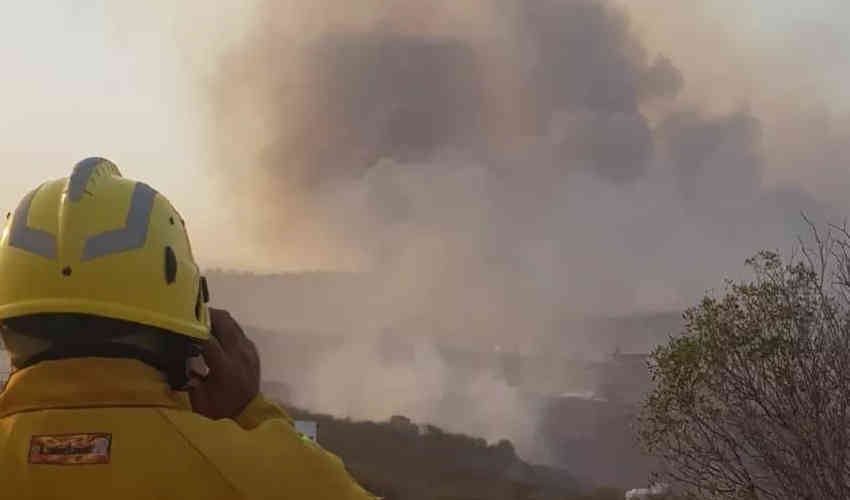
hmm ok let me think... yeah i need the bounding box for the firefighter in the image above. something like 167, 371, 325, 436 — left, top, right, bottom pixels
0, 157, 375, 499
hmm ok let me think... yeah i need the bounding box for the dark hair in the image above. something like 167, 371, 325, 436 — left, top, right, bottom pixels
2, 314, 201, 389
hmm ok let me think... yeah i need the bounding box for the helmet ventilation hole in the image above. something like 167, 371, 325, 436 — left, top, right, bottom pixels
195, 289, 202, 320
200, 276, 210, 303
165, 247, 178, 284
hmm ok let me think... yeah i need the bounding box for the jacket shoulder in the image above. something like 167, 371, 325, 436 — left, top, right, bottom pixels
159, 408, 375, 500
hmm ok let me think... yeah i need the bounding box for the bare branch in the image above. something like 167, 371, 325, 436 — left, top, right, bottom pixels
640, 218, 850, 499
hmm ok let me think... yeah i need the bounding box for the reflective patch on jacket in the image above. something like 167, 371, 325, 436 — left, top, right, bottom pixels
29, 433, 111, 465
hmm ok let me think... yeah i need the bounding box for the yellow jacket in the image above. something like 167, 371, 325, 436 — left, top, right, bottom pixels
0, 358, 376, 500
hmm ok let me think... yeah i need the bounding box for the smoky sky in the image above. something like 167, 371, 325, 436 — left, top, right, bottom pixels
206, 0, 847, 472
213, 0, 837, 320
237, 0, 683, 189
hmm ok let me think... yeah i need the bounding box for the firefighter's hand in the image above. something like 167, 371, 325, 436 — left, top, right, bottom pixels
190, 308, 261, 420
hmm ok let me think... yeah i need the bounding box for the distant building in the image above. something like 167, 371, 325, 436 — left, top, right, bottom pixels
295, 420, 318, 443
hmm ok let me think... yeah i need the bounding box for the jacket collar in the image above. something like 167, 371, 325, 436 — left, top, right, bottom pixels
0, 358, 191, 418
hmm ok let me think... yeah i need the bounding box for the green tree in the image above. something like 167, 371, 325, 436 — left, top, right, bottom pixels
639, 222, 850, 499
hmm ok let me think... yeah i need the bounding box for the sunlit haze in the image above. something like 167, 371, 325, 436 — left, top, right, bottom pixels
2, 1, 849, 303
4, 1, 850, 488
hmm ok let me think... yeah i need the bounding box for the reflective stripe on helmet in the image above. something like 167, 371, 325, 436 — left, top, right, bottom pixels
68, 157, 106, 202
9, 187, 57, 259
82, 183, 157, 261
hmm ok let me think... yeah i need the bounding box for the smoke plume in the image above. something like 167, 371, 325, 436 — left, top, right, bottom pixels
207, 0, 847, 472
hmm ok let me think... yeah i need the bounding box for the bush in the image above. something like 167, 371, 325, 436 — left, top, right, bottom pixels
639, 222, 850, 499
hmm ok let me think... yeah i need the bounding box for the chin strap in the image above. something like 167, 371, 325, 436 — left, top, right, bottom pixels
13, 342, 197, 390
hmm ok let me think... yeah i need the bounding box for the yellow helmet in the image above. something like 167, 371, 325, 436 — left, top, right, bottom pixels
0, 158, 210, 341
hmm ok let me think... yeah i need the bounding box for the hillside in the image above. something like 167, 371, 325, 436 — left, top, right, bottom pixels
282, 407, 628, 500
210, 271, 678, 489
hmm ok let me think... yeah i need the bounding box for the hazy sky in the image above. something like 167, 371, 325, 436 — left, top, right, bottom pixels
0, 1, 257, 268
2, 0, 849, 284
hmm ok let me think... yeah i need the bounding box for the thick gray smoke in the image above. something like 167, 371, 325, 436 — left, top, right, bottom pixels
208, 0, 842, 470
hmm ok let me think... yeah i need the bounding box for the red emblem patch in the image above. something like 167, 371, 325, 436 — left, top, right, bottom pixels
29, 433, 112, 465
